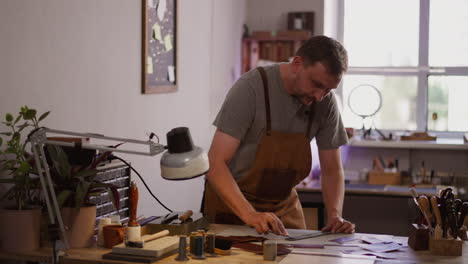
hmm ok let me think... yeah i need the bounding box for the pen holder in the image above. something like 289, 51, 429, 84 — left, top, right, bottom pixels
368, 171, 401, 185
408, 224, 429, 251
429, 236, 463, 256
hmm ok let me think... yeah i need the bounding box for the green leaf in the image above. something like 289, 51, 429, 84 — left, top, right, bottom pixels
23, 109, 37, 120
5, 113, 13, 122
5, 147, 16, 154
16, 161, 31, 175
46, 145, 71, 180
20, 106, 29, 114
0, 178, 15, 183
56, 190, 73, 208
0, 137, 3, 147
1, 160, 16, 170
38, 111, 50, 122
12, 132, 20, 141
13, 114, 22, 125
0, 187, 15, 202
91, 182, 120, 210
74, 181, 91, 208
74, 169, 97, 181
108, 187, 120, 210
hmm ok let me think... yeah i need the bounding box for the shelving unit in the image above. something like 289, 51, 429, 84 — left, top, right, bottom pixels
92, 160, 131, 225
241, 30, 312, 73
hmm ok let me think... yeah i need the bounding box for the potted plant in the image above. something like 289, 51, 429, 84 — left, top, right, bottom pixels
46, 145, 120, 248
0, 106, 49, 252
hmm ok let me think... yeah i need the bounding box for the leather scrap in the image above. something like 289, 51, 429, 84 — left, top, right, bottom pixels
233, 242, 292, 256
216, 236, 266, 243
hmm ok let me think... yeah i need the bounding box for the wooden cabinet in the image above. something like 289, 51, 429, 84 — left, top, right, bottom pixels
241, 30, 312, 73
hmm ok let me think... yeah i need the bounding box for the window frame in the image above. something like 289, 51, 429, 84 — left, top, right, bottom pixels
336, 0, 468, 136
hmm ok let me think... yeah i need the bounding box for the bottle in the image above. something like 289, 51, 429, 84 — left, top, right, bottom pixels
419, 161, 426, 184
111, 214, 122, 225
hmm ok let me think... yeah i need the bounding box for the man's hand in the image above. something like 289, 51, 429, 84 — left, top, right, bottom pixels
321, 216, 355, 234
242, 211, 288, 236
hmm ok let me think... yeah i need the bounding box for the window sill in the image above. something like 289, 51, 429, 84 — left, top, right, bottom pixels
348, 137, 468, 150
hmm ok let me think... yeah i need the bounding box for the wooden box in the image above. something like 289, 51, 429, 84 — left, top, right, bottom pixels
368, 171, 401, 185
408, 224, 429, 251
429, 236, 463, 256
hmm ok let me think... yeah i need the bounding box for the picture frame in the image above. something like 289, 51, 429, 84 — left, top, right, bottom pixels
142, 0, 177, 94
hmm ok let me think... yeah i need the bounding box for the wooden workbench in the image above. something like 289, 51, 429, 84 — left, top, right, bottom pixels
1, 224, 467, 264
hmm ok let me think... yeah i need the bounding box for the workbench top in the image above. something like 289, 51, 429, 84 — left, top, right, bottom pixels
1, 224, 466, 263
297, 183, 441, 197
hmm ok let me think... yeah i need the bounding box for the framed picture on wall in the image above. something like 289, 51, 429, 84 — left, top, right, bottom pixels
142, 0, 177, 94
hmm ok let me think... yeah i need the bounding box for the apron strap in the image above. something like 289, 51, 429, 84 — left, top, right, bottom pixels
257, 66, 315, 138
305, 102, 316, 137
257, 67, 271, 135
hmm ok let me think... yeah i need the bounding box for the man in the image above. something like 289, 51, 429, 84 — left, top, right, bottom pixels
204, 35, 355, 235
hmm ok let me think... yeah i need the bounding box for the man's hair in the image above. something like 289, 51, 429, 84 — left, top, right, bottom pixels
295, 35, 348, 77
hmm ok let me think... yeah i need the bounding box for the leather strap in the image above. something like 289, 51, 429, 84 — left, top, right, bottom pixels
258, 66, 315, 138
305, 102, 316, 137
257, 67, 271, 135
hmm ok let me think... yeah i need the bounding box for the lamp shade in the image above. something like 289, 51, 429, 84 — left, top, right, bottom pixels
160, 127, 209, 180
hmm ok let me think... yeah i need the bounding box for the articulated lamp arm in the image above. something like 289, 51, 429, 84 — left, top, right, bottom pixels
28, 126, 209, 250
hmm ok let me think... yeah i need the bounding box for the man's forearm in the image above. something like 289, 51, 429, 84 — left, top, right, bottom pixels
206, 162, 255, 221
321, 168, 345, 219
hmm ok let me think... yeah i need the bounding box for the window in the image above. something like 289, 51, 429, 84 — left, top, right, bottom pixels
339, 0, 468, 133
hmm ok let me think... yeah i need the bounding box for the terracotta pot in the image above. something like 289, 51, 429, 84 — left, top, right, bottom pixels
0, 207, 41, 252
60, 206, 96, 248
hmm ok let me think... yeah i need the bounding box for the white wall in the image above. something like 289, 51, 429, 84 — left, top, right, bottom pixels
245, 0, 324, 35
0, 0, 245, 216
210, 0, 246, 121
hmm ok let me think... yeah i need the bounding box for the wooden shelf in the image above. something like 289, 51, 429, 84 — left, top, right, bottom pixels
241, 30, 312, 73
243, 36, 309, 42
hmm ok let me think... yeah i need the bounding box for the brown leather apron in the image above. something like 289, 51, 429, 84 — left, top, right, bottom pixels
204, 67, 314, 229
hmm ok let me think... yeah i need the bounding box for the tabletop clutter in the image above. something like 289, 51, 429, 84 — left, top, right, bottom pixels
91, 183, 465, 262
408, 187, 467, 256
96, 221, 422, 262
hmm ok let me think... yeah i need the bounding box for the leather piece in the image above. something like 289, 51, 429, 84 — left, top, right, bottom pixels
232, 242, 292, 256
216, 235, 266, 244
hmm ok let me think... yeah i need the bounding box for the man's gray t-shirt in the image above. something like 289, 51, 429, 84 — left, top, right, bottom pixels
214, 64, 348, 180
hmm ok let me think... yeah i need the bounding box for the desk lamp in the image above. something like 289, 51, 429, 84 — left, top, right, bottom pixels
28, 127, 209, 249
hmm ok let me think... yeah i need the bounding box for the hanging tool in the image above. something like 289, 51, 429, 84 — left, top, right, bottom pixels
445, 199, 458, 239
409, 188, 433, 232
430, 196, 443, 239
416, 195, 433, 232
438, 188, 454, 238
459, 202, 468, 228
459, 202, 468, 240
